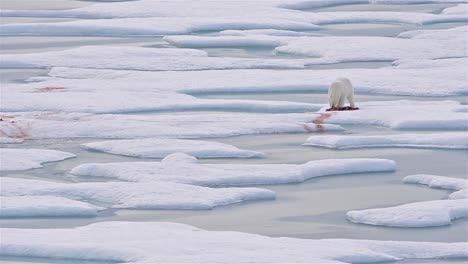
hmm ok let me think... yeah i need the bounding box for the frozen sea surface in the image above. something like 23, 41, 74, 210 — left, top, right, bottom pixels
1, 1, 467, 263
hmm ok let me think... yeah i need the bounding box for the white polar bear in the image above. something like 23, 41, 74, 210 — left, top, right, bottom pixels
328, 77, 356, 109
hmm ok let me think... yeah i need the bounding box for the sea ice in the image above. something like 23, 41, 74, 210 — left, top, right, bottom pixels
1, 1, 466, 37
1, 221, 467, 264
0, 46, 312, 71
0, 196, 102, 217
81, 138, 264, 158
70, 153, 396, 186
0, 111, 345, 140
0, 177, 275, 210
0, 148, 75, 171
304, 133, 468, 149
403, 174, 468, 191
7, 55, 464, 96
347, 198, 468, 227
347, 174, 468, 227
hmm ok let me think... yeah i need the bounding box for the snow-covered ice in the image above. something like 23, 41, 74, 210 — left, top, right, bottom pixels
404, 174, 468, 191
1, 0, 467, 37
0, 111, 345, 140
4, 55, 464, 97
81, 138, 264, 159
347, 174, 468, 227
0, 177, 275, 210
1, 100, 465, 141
71, 153, 396, 186
1, 221, 468, 264
0, 196, 102, 218
0, 148, 75, 171
304, 133, 468, 149
347, 198, 468, 227
317, 100, 468, 130
0, 46, 313, 71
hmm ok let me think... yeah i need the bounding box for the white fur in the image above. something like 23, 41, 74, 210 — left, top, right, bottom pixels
328, 77, 355, 108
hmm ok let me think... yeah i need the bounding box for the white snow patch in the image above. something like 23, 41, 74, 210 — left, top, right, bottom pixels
70, 154, 396, 186
347, 174, 468, 227
10, 55, 464, 96
0, 137, 23, 144
0, 46, 312, 71
0, 177, 275, 210
441, 4, 468, 16
319, 100, 468, 130
0, 196, 102, 217
0, 149, 75, 171
347, 198, 468, 227
304, 133, 468, 149
81, 138, 264, 159
0, 111, 345, 140
403, 174, 468, 191
1, 221, 468, 264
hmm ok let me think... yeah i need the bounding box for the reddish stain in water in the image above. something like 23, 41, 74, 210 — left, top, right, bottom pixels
33, 87, 65, 93
302, 113, 335, 133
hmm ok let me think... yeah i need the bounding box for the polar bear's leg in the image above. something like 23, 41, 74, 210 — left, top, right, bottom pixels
347, 94, 356, 108
338, 95, 346, 108
328, 82, 341, 108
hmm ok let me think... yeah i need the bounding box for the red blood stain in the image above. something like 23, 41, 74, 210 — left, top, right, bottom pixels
302, 113, 335, 133
33, 87, 65, 93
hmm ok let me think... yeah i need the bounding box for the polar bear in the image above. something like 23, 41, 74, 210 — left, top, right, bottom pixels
328, 77, 356, 110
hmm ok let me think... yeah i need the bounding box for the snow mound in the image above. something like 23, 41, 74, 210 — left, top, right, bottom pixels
70, 156, 396, 186
304, 133, 468, 149
82, 139, 264, 159
347, 198, 468, 227
1, 177, 275, 210
441, 4, 468, 16
0, 149, 75, 171
403, 174, 468, 191
0, 196, 102, 217
1, 221, 468, 264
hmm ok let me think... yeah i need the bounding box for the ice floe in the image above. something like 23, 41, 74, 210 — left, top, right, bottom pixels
441, 4, 468, 16
318, 100, 468, 130
1, 221, 468, 264
0, 177, 275, 210
347, 198, 468, 227
0, 148, 75, 171
0, 111, 345, 140
166, 26, 466, 63
347, 174, 468, 227
1, 100, 465, 141
1, 0, 467, 37
81, 138, 264, 159
6, 55, 464, 96
404, 174, 468, 191
304, 133, 468, 149
70, 153, 396, 186
0, 196, 102, 217
0, 46, 312, 71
